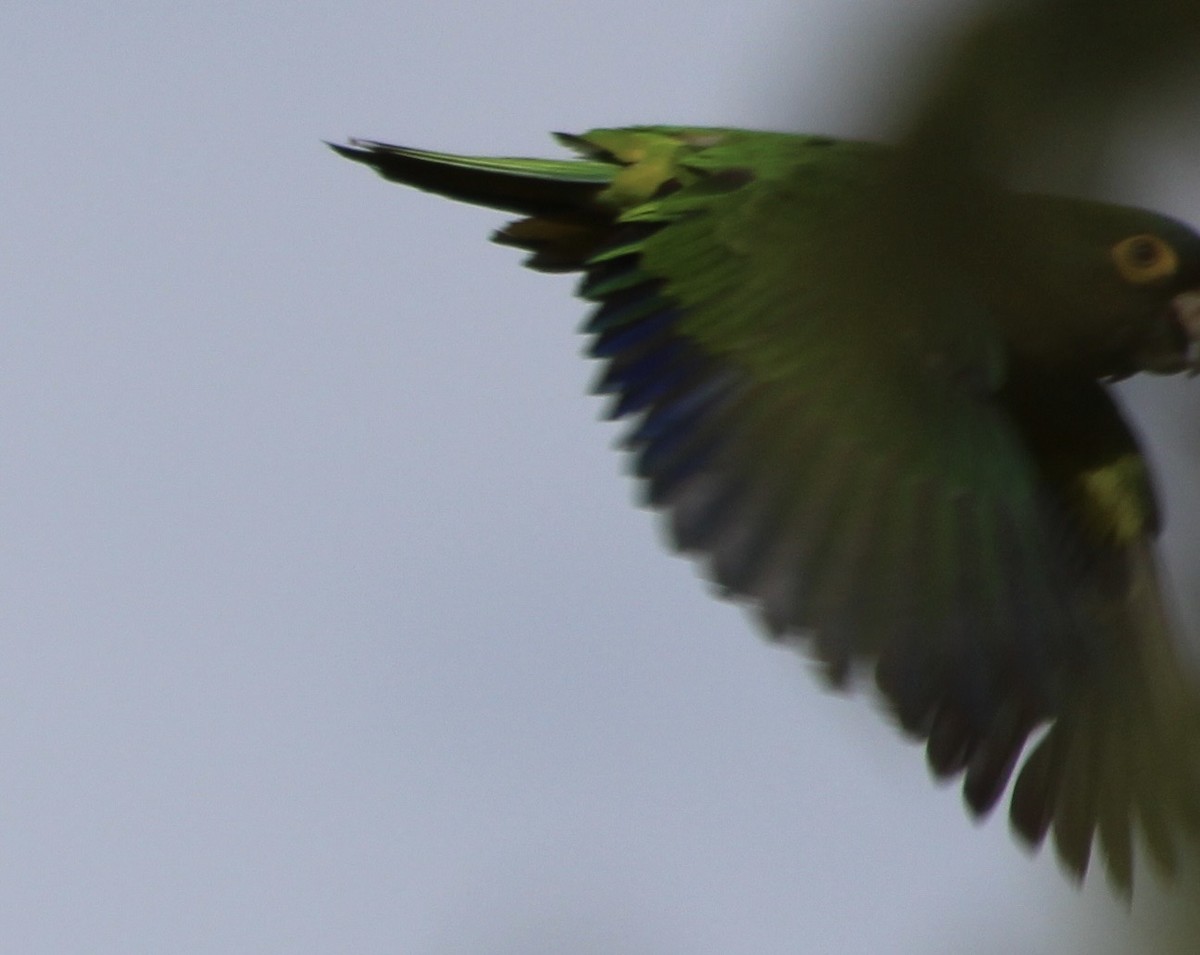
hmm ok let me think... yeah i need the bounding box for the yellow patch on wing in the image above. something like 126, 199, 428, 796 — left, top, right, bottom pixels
589, 130, 708, 208
1075, 453, 1155, 544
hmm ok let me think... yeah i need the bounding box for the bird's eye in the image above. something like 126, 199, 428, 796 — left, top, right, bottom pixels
1111, 233, 1178, 284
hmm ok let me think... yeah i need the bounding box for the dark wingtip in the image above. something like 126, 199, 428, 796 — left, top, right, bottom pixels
1009, 731, 1057, 848
926, 705, 975, 779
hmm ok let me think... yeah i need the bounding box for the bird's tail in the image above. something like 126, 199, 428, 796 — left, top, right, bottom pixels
328, 138, 618, 220
331, 137, 643, 272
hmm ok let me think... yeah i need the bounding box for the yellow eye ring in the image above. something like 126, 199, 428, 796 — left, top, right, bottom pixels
1111, 233, 1178, 284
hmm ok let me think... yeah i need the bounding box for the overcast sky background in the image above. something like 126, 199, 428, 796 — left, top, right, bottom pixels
4, 3, 1200, 953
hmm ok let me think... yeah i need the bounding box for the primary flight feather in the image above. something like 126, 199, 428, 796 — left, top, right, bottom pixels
332, 126, 1200, 891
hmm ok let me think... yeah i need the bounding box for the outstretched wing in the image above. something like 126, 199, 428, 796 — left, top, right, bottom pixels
335, 128, 1200, 889
567, 129, 1087, 784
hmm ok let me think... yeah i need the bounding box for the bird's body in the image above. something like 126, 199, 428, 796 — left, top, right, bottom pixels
333, 126, 1200, 890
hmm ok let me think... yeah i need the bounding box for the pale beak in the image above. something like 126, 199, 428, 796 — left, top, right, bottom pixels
1136, 289, 1200, 375
1171, 289, 1200, 376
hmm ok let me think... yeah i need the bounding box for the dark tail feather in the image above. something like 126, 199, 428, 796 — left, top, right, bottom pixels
328, 139, 614, 220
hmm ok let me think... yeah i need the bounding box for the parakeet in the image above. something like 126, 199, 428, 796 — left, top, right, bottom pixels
331, 127, 1200, 891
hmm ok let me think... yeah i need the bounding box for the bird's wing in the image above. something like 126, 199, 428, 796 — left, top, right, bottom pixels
334, 127, 1200, 889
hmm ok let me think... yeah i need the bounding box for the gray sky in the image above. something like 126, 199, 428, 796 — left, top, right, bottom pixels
4, 2, 1200, 953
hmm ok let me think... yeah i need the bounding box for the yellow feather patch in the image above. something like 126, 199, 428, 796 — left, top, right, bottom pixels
1075, 453, 1154, 544
589, 130, 705, 208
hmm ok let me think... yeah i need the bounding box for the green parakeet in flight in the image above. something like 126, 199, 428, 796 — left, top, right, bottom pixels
332, 126, 1200, 891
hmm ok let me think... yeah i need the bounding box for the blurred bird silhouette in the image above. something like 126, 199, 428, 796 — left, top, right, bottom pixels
332, 0, 1200, 893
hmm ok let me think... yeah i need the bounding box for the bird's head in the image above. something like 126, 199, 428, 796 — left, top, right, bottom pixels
982, 196, 1200, 380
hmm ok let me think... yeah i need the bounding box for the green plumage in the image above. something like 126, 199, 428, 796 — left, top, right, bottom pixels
332, 126, 1200, 892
